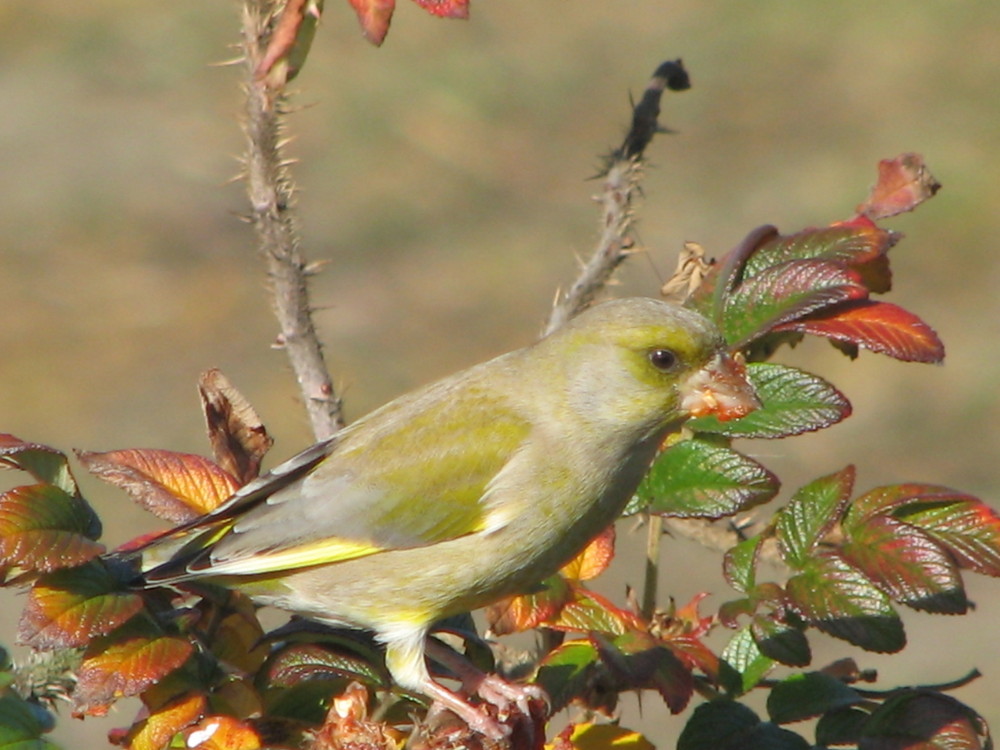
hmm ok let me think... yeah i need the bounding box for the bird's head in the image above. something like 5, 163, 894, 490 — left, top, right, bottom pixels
544, 297, 759, 438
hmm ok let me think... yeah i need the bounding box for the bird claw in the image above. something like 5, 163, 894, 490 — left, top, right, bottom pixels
475, 675, 548, 720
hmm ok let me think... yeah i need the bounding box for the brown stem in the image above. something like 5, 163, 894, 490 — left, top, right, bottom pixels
240, 0, 343, 440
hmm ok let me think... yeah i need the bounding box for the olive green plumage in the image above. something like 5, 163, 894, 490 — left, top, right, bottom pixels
138, 297, 757, 733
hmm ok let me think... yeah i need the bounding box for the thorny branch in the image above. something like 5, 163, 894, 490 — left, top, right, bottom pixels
241, 0, 343, 441
543, 59, 690, 336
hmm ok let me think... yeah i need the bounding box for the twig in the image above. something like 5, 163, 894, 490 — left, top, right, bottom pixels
544, 59, 690, 336
641, 513, 663, 620
240, 0, 343, 441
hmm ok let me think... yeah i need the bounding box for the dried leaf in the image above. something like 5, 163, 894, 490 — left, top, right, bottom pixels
662, 242, 712, 302
856, 153, 941, 220
310, 683, 398, 750
199, 369, 273, 484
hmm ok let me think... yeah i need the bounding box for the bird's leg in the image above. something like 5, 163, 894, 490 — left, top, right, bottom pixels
424, 636, 548, 720
382, 626, 508, 739
416, 672, 509, 740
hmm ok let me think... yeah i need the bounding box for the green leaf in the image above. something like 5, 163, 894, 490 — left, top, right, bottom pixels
690, 362, 851, 439
841, 515, 967, 613
815, 706, 870, 747
18, 562, 143, 649
723, 536, 764, 593
785, 551, 905, 653
0, 485, 105, 572
720, 626, 774, 695
535, 640, 599, 713
678, 702, 810, 750
0, 694, 59, 750
766, 672, 862, 724
751, 615, 810, 667
637, 438, 779, 518
742, 223, 895, 280
266, 640, 388, 689
599, 633, 695, 714
0, 435, 78, 498
721, 259, 868, 348
777, 466, 855, 568
546, 587, 642, 636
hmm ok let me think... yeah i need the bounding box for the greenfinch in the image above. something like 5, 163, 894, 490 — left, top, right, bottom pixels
136, 297, 758, 736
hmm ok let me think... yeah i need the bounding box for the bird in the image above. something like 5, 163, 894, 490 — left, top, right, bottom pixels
132, 297, 759, 737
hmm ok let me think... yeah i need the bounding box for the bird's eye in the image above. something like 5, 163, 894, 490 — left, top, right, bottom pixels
648, 348, 679, 371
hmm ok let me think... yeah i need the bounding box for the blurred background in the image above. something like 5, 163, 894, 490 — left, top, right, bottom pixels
1, 0, 998, 746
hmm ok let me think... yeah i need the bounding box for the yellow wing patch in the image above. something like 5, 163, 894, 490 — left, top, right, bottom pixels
200, 537, 384, 576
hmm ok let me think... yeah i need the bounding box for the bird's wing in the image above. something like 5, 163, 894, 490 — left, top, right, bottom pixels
144, 382, 533, 581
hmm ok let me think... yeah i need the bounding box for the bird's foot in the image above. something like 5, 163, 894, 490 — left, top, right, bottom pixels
473, 673, 548, 721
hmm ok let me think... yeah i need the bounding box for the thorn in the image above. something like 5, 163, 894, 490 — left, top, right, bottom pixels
208, 56, 247, 68
304, 259, 331, 276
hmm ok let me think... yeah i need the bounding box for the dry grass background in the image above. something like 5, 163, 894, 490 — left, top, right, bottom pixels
1, 1, 998, 746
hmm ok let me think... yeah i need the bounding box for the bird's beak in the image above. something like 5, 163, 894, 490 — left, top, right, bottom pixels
681, 352, 760, 422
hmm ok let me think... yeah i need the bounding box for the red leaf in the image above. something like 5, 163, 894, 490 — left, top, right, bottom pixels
546, 587, 646, 636
856, 152, 941, 220
485, 576, 572, 636
18, 563, 143, 649
412, 0, 468, 18
77, 448, 239, 523
895, 497, 1000, 578
560, 526, 615, 582
347, 0, 396, 45
841, 515, 966, 613
76, 633, 194, 713
775, 300, 944, 363
723, 259, 869, 348
785, 551, 905, 653
864, 691, 988, 749
125, 692, 208, 750
254, 0, 322, 87
185, 715, 262, 750
0, 484, 104, 571
847, 483, 973, 525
